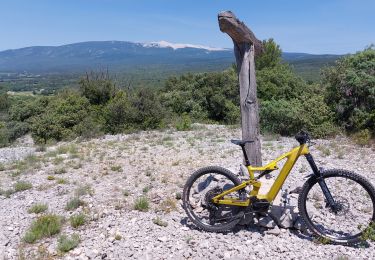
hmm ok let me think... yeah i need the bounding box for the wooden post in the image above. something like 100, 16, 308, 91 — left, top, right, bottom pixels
218, 11, 262, 166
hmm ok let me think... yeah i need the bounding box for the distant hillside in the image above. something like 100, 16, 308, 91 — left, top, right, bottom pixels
282, 52, 341, 82
0, 41, 342, 91
0, 41, 233, 73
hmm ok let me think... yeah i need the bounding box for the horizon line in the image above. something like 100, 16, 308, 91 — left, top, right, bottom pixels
0, 40, 352, 56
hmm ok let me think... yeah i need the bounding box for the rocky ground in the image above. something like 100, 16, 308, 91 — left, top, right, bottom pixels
0, 124, 374, 260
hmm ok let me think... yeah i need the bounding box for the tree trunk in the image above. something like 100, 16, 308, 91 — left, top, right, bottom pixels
218, 11, 263, 166
234, 42, 262, 166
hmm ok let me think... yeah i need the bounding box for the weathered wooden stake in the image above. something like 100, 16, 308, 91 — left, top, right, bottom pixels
218, 11, 262, 166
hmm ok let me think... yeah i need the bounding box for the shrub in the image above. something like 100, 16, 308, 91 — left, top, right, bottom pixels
152, 217, 168, 227
159, 197, 177, 213
56, 178, 68, 184
0, 122, 8, 147
260, 95, 338, 138
70, 213, 86, 228
352, 129, 371, 146
162, 69, 239, 123
129, 88, 165, 129
104, 89, 164, 133
65, 197, 84, 211
14, 181, 32, 192
57, 234, 80, 253
103, 91, 134, 133
79, 71, 117, 105
23, 214, 62, 243
0, 93, 10, 111
28, 203, 48, 214
255, 39, 282, 70
134, 196, 149, 212
361, 222, 375, 241
9, 96, 49, 122
323, 47, 375, 133
47, 175, 55, 181
175, 113, 192, 131
5, 121, 29, 142
257, 64, 307, 100
0, 189, 14, 198
30, 90, 91, 143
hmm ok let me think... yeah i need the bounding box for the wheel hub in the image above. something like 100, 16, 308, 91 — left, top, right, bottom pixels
204, 187, 223, 210
329, 196, 350, 216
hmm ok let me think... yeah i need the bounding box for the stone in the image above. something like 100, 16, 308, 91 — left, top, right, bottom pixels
265, 225, 281, 236
270, 206, 299, 228
157, 236, 168, 242
257, 216, 276, 228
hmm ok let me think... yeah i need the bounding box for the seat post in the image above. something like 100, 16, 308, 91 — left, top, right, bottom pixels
240, 145, 251, 166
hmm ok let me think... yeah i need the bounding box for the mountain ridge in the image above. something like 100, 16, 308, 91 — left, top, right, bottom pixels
0, 40, 342, 90
0, 40, 342, 73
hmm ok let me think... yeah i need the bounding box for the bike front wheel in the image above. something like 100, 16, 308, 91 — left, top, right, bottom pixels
182, 166, 244, 232
298, 169, 375, 245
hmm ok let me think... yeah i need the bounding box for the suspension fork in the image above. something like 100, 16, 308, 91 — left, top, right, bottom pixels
305, 153, 336, 208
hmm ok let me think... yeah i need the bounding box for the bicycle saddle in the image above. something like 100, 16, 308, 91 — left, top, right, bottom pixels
230, 139, 254, 146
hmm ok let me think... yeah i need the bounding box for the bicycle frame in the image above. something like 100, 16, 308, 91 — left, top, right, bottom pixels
212, 144, 310, 207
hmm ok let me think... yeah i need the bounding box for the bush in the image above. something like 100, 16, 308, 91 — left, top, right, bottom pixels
79, 71, 116, 105
57, 234, 80, 253
70, 213, 86, 228
23, 214, 62, 243
162, 69, 239, 123
103, 91, 134, 133
0, 93, 9, 111
104, 89, 164, 133
361, 222, 375, 242
129, 88, 165, 129
65, 197, 84, 211
0, 122, 9, 147
152, 217, 168, 227
323, 46, 375, 133
6, 121, 29, 142
175, 113, 192, 131
14, 181, 32, 192
260, 95, 338, 138
9, 96, 49, 122
31, 90, 91, 143
255, 39, 282, 71
134, 196, 149, 212
28, 203, 48, 214
352, 129, 371, 146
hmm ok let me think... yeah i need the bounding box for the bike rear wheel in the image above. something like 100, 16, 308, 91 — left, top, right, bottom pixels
182, 166, 244, 232
298, 169, 375, 245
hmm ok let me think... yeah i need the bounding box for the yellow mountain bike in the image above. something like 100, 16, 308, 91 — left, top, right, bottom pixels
182, 131, 375, 245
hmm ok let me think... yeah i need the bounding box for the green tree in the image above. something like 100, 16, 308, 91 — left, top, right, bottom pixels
31, 90, 91, 143
0, 93, 9, 111
323, 46, 375, 133
104, 88, 165, 134
104, 91, 134, 134
79, 72, 117, 105
256, 38, 282, 70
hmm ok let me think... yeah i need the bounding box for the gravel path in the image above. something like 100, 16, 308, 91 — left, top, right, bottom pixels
0, 125, 374, 259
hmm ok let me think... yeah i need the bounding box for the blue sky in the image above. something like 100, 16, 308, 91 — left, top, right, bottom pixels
0, 0, 374, 54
